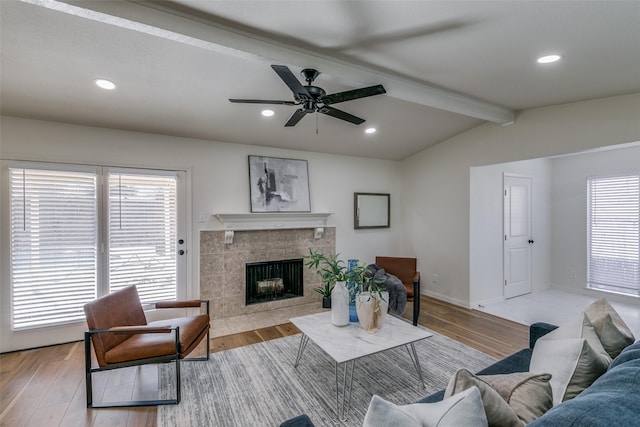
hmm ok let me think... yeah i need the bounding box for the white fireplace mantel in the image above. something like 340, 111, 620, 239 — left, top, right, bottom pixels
213, 212, 333, 231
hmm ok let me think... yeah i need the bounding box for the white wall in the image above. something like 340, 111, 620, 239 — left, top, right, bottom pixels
550, 144, 640, 297
470, 158, 552, 306
0, 116, 402, 351
401, 93, 640, 307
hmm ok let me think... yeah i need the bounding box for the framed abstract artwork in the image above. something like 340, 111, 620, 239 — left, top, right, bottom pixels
248, 155, 311, 212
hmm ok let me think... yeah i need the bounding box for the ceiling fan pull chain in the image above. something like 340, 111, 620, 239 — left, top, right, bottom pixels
316, 113, 319, 134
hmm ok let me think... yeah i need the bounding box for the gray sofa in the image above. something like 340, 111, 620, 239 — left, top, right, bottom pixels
280, 322, 640, 426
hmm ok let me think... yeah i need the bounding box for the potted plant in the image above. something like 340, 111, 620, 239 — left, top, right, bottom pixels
304, 249, 352, 326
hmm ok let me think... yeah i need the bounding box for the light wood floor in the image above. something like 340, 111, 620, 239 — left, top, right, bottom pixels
0, 296, 528, 427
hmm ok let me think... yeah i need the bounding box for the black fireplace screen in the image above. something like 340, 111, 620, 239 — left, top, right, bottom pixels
245, 258, 304, 305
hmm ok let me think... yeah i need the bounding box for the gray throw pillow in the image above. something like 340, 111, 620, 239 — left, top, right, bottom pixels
585, 298, 635, 358
444, 368, 553, 426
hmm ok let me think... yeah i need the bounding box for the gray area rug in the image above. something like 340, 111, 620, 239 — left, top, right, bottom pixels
158, 329, 496, 427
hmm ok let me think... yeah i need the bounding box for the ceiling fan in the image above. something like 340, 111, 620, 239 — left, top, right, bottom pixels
229, 65, 386, 127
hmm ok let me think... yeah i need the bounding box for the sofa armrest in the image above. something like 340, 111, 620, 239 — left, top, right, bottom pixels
279, 415, 316, 427
529, 322, 558, 349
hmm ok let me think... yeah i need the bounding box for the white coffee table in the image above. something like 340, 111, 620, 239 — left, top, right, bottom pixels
290, 311, 433, 420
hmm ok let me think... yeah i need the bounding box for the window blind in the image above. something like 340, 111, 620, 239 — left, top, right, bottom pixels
10, 168, 98, 329
587, 175, 640, 296
108, 173, 177, 303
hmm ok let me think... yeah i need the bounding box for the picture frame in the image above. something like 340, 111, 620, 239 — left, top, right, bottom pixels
354, 192, 390, 229
248, 155, 311, 212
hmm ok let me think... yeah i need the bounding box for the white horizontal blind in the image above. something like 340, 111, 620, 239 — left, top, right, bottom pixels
587, 175, 640, 296
108, 172, 177, 303
10, 168, 98, 330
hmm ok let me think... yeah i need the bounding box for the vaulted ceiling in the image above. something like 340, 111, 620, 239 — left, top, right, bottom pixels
1, 1, 639, 160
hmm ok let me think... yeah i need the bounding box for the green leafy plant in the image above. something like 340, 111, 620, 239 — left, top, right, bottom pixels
304, 249, 379, 299
304, 249, 347, 297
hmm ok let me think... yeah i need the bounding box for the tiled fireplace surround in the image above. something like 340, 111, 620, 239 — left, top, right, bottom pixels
200, 227, 334, 337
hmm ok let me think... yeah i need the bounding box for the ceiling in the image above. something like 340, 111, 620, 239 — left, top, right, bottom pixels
1, 1, 639, 160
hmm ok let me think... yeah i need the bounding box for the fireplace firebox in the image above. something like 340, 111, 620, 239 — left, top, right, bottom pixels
245, 258, 304, 305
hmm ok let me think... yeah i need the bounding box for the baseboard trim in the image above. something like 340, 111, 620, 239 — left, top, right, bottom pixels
471, 296, 505, 309
422, 290, 470, 308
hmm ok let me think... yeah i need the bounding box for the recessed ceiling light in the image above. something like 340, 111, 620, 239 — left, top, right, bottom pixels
537, 54, 563, 64
261, 109, 274, 117
95, 79, 116, 90
365, 127, 377, 134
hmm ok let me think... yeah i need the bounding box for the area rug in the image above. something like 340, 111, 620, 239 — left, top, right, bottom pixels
158, 329, 496, 427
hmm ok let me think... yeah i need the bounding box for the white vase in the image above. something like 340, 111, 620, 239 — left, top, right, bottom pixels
331, 281, 349, 327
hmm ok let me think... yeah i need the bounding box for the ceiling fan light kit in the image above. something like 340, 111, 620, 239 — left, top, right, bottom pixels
229, 65, 386, 127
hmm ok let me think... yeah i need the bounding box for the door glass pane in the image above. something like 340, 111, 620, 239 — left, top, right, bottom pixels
108, 173, 177, 302
10, 168, 97, 329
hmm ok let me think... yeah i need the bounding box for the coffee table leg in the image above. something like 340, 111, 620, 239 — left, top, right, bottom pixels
294, 334, 309, 368
335, 360, 355, 421
406, 343, 425, 388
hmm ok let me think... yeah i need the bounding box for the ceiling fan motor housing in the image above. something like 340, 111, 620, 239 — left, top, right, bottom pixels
300, 68, 320, 84
303, 100, 316, 113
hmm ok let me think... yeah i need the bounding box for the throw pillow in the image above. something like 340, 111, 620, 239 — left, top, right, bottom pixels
538, 313, 611, 365
530, 337, 609, 406
363, 386, 488, 427
584, 298, 635, 358
444, 369, 552, 426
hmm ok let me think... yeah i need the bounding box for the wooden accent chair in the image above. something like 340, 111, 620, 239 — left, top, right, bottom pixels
375, 256, 421, 326
83, 285, 210, 408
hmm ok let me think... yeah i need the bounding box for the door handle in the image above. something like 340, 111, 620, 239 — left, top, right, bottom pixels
178, 249, 185, 255
528, 239, 534, 244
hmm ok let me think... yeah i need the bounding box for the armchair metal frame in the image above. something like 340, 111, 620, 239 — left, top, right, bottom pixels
84, 299, 210, 408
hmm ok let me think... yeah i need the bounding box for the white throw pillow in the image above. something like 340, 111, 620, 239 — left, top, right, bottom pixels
530, 337, 609, 406
540, 313, 611, 364
530, 313, 611, 406
363, 386, 488, 427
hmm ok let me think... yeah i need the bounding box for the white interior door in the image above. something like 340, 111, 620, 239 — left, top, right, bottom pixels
503, 175, 533, 299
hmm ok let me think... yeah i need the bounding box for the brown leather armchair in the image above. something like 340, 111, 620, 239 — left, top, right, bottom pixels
375, 256, 421, 326
83, 285, 210, 408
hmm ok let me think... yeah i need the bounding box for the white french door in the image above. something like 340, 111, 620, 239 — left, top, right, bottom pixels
503, 174, 533, 299
2, 162, 187, 352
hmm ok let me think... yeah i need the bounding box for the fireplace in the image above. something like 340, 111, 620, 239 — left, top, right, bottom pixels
200, 227, 335, 320
245, 258, 304, 305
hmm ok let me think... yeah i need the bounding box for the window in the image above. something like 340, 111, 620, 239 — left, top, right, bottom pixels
587, 175, 640, 296
9, 164, 183, 331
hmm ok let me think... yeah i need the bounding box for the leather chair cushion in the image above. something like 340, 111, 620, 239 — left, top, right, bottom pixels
105, 314, 210, 364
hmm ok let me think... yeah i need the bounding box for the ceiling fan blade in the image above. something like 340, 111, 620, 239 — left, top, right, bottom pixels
284, 109, 308, 127
229, 99, 298, 105
320, 84, 386, 105
319, 106, 365, 125
271, 65, 312, 101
